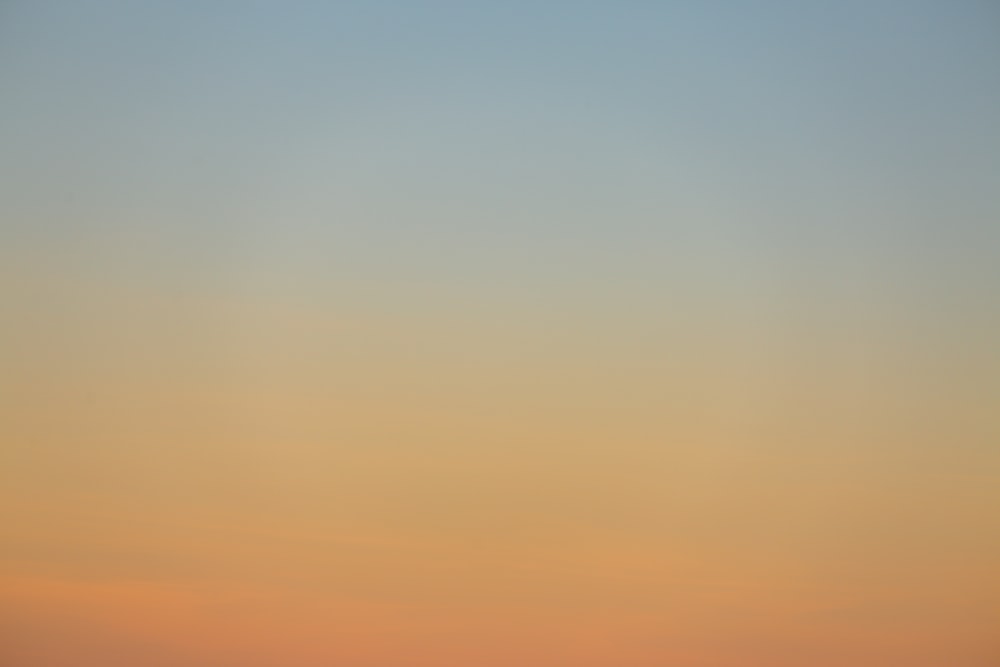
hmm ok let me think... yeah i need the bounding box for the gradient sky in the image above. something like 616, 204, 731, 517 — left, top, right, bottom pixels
2, 2, 999, 666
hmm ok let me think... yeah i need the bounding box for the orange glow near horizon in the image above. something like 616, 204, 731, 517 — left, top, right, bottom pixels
3, 2, 999, 665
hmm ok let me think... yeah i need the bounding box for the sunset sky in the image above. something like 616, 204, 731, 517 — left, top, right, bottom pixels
2, 2, 998, 666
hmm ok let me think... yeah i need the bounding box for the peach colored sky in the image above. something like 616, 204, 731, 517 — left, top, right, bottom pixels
4, 267, 998, 666
3, 2, 999, 665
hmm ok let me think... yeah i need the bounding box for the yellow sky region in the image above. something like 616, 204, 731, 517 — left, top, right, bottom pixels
2, 281, 999, 666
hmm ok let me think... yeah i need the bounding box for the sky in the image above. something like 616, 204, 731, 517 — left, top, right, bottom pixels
1, 1, 998, 665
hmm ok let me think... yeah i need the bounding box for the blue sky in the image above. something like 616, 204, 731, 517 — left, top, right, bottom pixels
2, 1, 997, 308
2, 5, 999, 666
